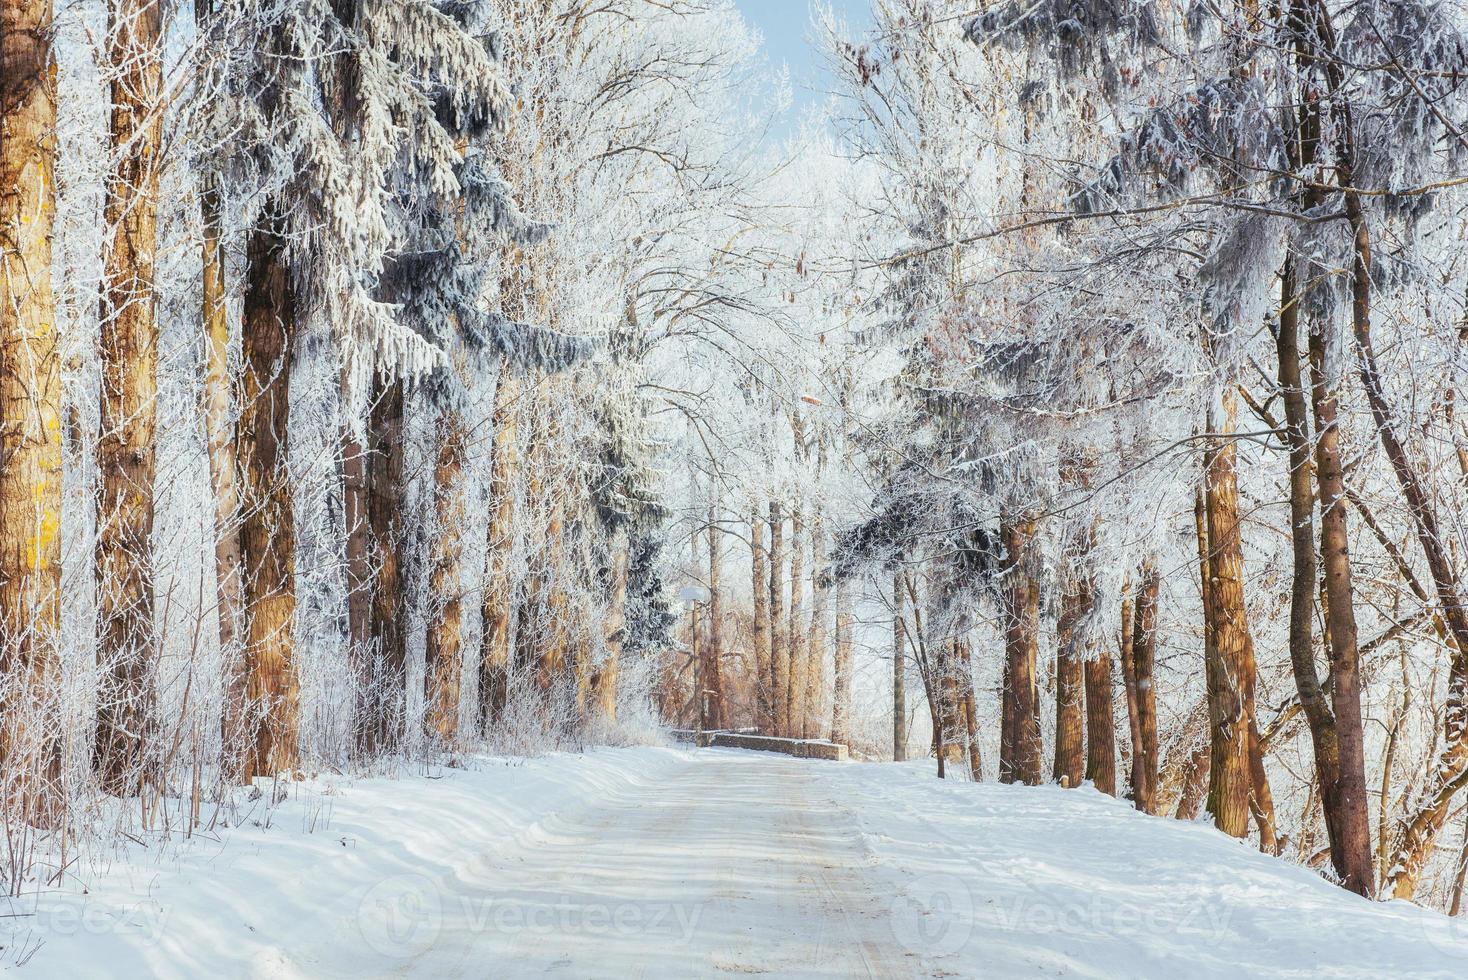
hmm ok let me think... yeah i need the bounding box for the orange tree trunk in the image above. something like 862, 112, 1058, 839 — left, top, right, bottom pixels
424, 406, 468, 745
478, 365, 519, 730
786, 506, 805, 739
1201, 395, 1255, 839
750, 512, 770, 730
0, 0, 65, 823
704, 511, 725, 730
94, 0, 164, 796
235, 212, 299, 781
1053, 578, 1088, 789
768, 500, 786, 736
202, 176, 247, 771
805, 515, 828, 740
1132, 563, 1161, 812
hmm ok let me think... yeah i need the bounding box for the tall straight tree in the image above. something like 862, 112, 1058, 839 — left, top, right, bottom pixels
0, 0, 64, 822
94, 0, 164, 796
750, 511, 770, 730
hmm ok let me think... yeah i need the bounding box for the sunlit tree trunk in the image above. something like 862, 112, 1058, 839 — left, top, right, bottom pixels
805, 515, 828, 740
1201, 402, 1254, 839
768, 500, 786, 737
235, 210, 298, 780
94, 0, 164, 796
750, 512, 770, 730
1131, 563, 1160, 812
0, 0, 64, 821
831, 578, 852, 744
424, 406, 467, 746
786, 505, 805, 739
1083, 641, 1117, 796
1054, 572, 1089, 789
478, 364, 519, 730
202, 170, 246, 775
703, 509, 724, 730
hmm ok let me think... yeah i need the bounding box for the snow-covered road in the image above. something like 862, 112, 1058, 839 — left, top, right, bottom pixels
14, 746, 1468, 977
377, 751, 913, 978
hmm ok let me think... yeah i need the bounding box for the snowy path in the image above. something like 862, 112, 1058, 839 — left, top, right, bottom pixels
15, 746, 1468, 978
376, 751, 911, 978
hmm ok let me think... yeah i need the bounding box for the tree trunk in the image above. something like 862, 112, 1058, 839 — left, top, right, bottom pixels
235, 212, 298, 781
94, 0, 163, 796
750, 512, 770, 731
1201, 401, 1255, 839
893, 570, 907, 762
341, 395, 372, 748
787, 506, 805, 739
478, 364, 519, 731
806, 515, 828, 740
768, 500, 787, 737
961, 645, 982, 781
703, 510, 724, 731
424, 407, 467, 746
0, 0, 64, 822
1084, 644, 1117, 796
357, 378, 406, 753
590, 538, 627, 725
202, 176, 247, 775
1053, 587, 1087, 789
1132, 564, 1160, 812
1119, 586, 1144, 802
831, 578, 852, 744
1275, 249, 1374, 893
1000, 517, 1043, 785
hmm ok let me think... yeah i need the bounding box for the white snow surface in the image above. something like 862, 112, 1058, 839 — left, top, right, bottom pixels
8, 747, 1468, 978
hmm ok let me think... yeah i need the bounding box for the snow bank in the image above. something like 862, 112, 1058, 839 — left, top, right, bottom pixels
1, 748, 690, 976
7, 748, 1467, 978
821, 760, 1468, 979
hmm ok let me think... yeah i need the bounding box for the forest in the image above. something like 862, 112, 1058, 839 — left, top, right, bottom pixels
6, 0, 1468, 954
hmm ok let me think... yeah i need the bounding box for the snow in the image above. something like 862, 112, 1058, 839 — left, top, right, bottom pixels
8, 748, 1467, 977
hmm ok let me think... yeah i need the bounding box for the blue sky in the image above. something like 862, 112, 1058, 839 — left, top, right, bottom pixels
734, 0, 873, 126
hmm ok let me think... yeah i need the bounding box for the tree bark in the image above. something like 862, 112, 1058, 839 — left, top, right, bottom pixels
750, 512, 770, 731
1201, 402, 1255, 839
202, 176, 246, 775
590, 538, 627, 725
357, 378, 406, 753
805, 515, 828, 740
94, 0, 163, 796
703, 510, 724, 731
787, 506, 805, 739
1084, 645, 1117, 796
831, 577, 852, 744
478, 364, 519, 731
1054, 584, 1087, 789
424, 407, 467, 746
893, 570, 907, 762
1132, 564, 1160, 812
999, 517, 1043, 785
0, 0, 64, 822
768, 500, 787, 737
235, 212, 298, 780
